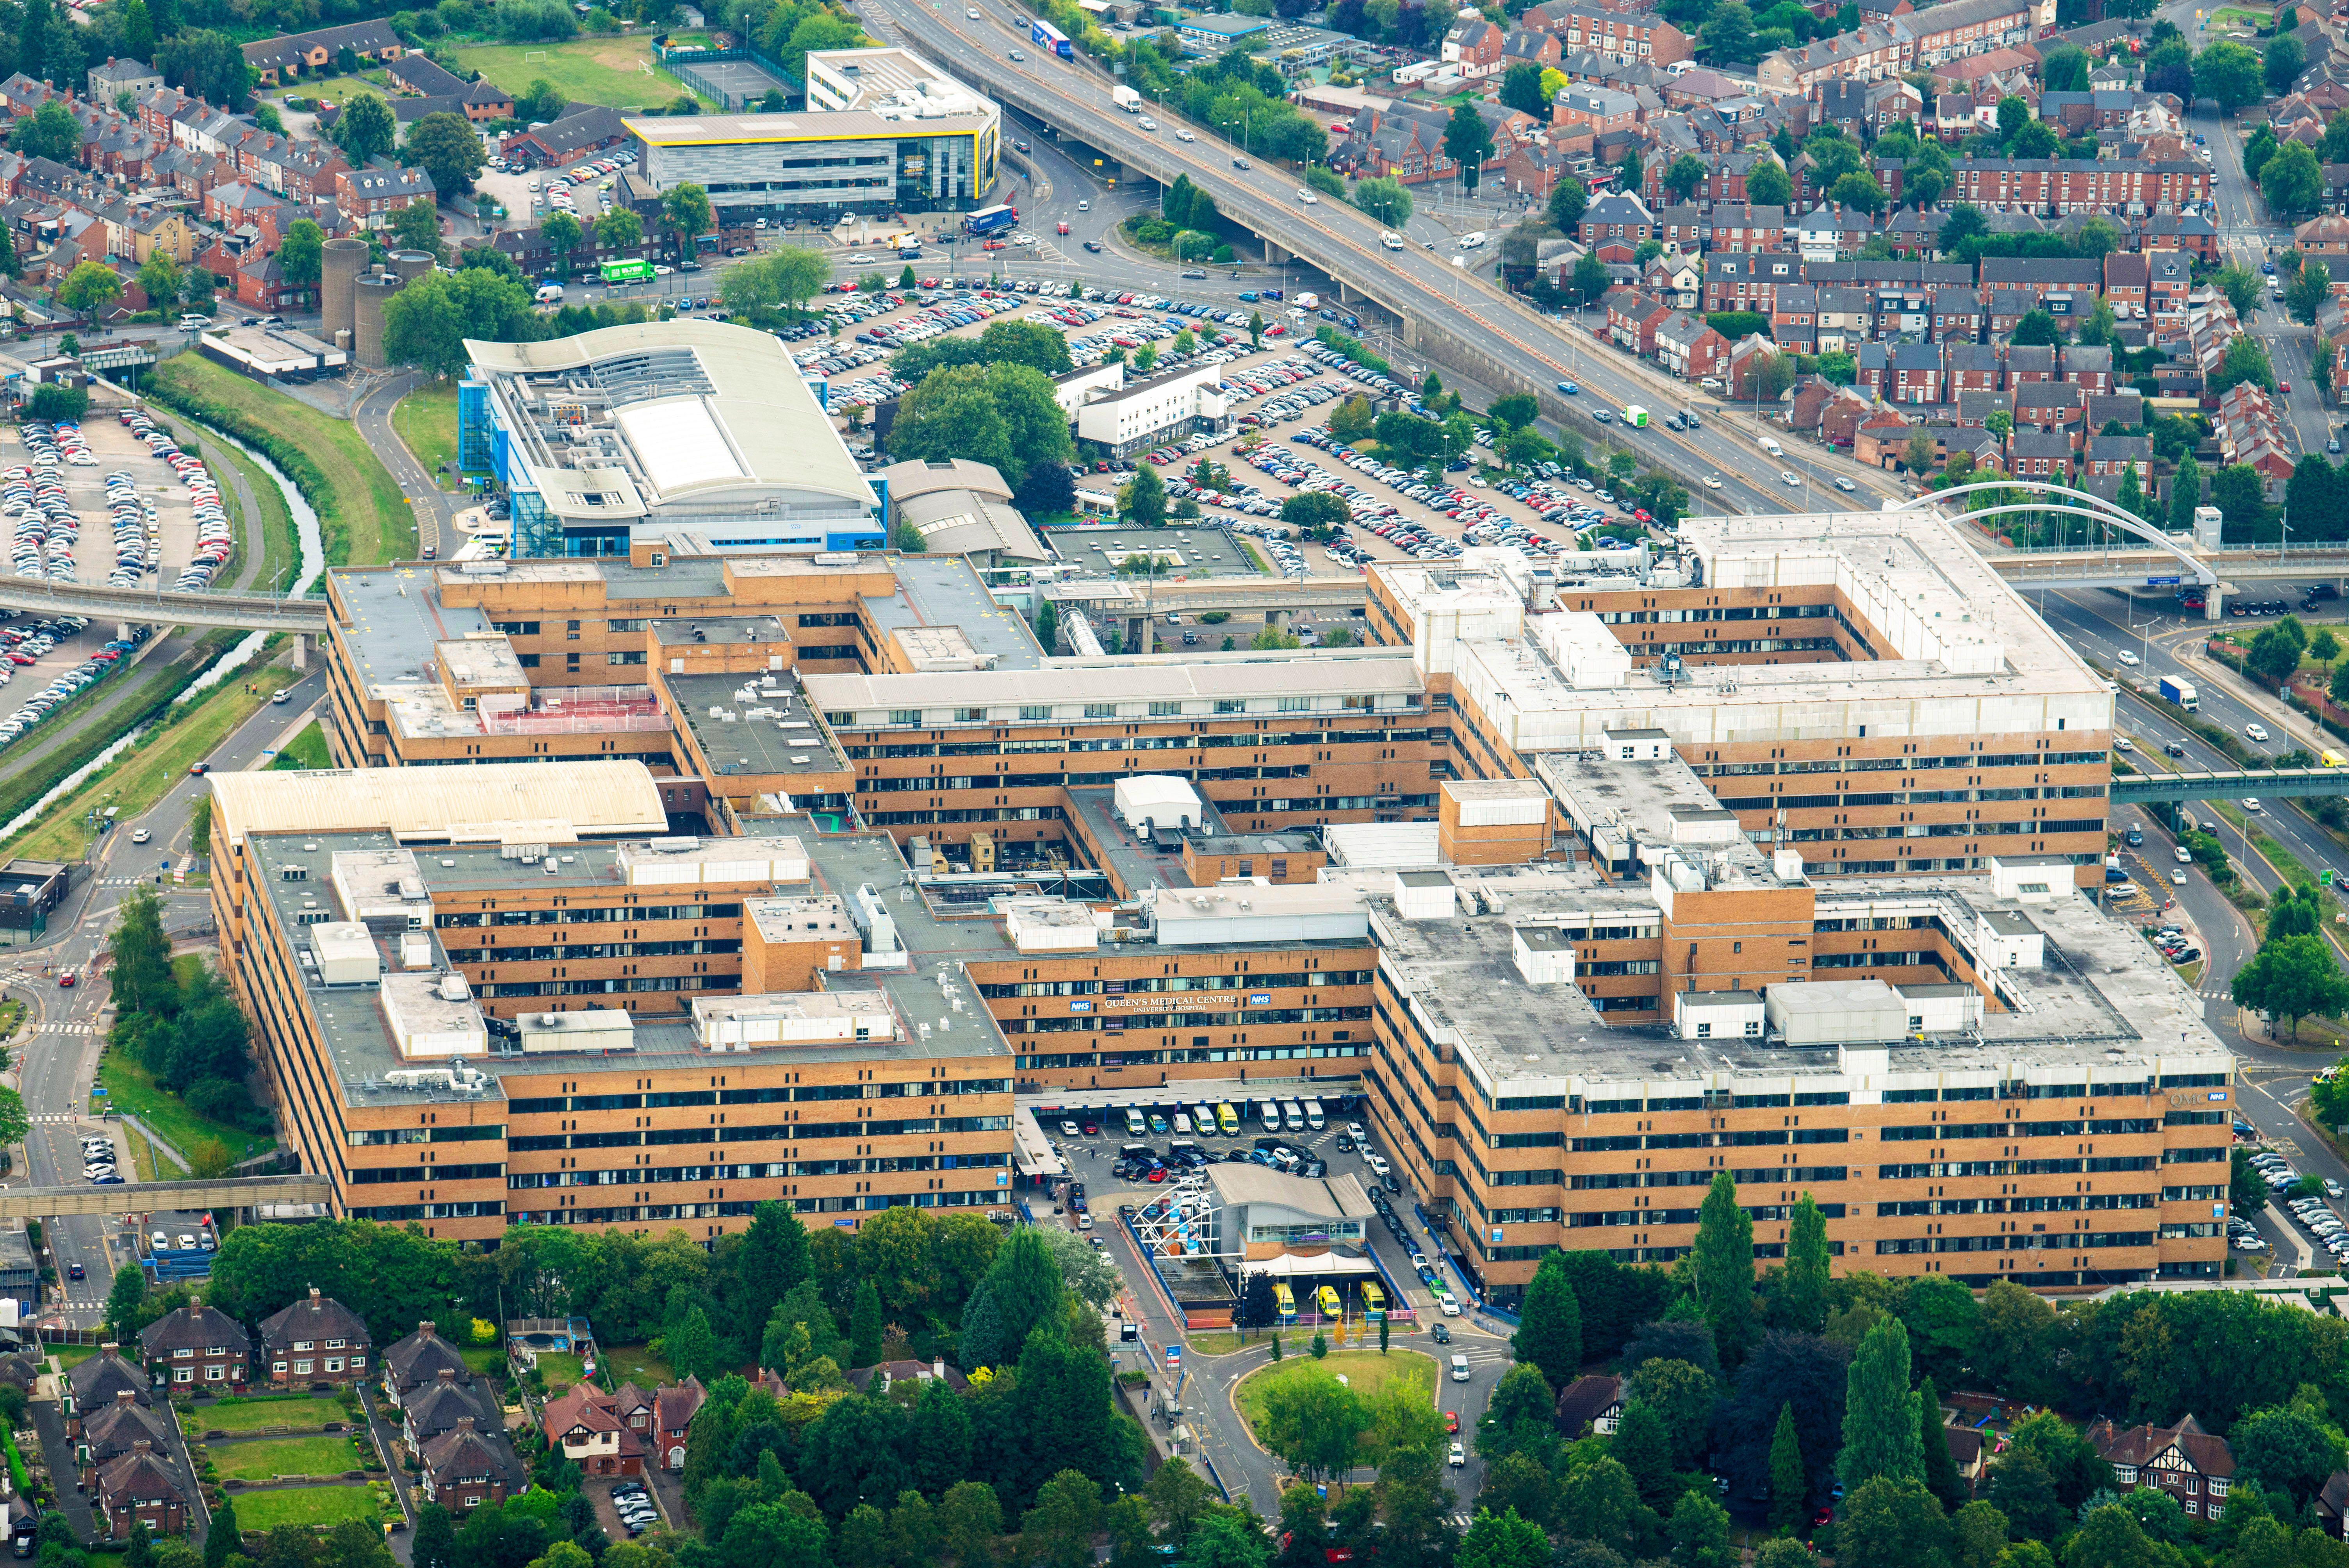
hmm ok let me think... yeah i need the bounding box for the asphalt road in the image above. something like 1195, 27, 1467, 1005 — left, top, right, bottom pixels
2197, 102, 2337, 461
0, 671, 327, 1326
848, 0, 1898, 515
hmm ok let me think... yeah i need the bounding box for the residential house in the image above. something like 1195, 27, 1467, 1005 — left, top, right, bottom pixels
2085, 433, 2154, 480
2148, 251, 2193, 318
500, 104, 631, 170
1643, 246, 1702, 308
2014, 380, 2087, 439
2006, 343, 2057, 386
1442, 18, 1506, 77
2087, 1414, 2237, 1522
336, 159, 435, 226
2009, 426, 2075, 478
1757, 24, 1911, 95
1553, 86, 1638, 137
1577, 191, 1656, 261
1977, 257, 2105, 319
2216, 382, 2297, 486
76, 1392, 176, 1489
1955, 389, 2013, 428
241, 21, 405, 88
1554, 1375, 1624, 1437
86, 58, 161, 107
421, 1416, 525, 1513
2103, 249, 2151, 320
63, 1347, 148, 1436
93, 1443, 186, 1541
1606, 288, 1674, 354
1520, 3, 1694, 66
259, 1288, 372, 1388
1814, 285, 1871, 351
2064, 342, 2116, 395
1702, 250, 1800, 313
1906, 0, 2044, 68
541, 1383, 647, 1478
655, 1377, 707, 1471
137, 1299, 249, 1391
1707, 202, 1787, 253
1932, 289, 1986, 342
1888, 339, 1945, 404
1854, 409, 1924, 467
1655, 310, 1729, 380
1944, 341, 2003, 394
1771, 283, 1820, 340
1950, 157, 2210, 214
381, 1321, 472, 1405
403, 1367, 501, 1450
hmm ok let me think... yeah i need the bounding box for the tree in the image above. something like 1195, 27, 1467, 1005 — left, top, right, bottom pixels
2264, 140, 2324, 221
1668, 1493, 1734, 1568
1444, 103, 1494, 194
2268, 33, 2307, 95
1498, 61, 1547, 117
2218, 260, 2267, 319
1354, 175, 1412, 226
1841, 1316, 1923, 1490
2011, 309, 2064, 347
1692, 1172, 1756, 1364
1281, 491, 1351, 540
1458, 1508, 1549, 1568
1561, 1458, 1645, 1557
1768, 1402, 1807, 1532
1664, 154, 1709, 203
1839, 1479, 1952, 1568
1949, 1502, 2007, 1568
848, 1278, 885, 1368
104, 1261, 148, 1345
403, 111, 483, 196
2041, 43, 2090, 90
334, 92, 397, 165
1905, 431, 1939, 477
1120, 464, 1168, 529
2233, 1406, 2345, 1506
389, 197, 445, 258
158, 29, 251, 108
2171, 453, 2205, 533
660, 183, 715, 258
2067, 1504, 2165, 1568
1781, 1196, 1830, 1333
58, 258, 122, 318
1702, 0, 1758, 61
1260, 1365, 1369, 1481
1548, 176, 1590, 230
1627, 1360, 1716, 1470
536, 210, 584, 280
1919, 1377, 1967, 1510
137, 251, 184, 313
1831, 170, 1887, 215
1510, 1252, 1583, 1391
1613, 1400, 1677, 1506
1573, 250, 1610, 305
8, 100, 74, 164
596, 207, 646, 253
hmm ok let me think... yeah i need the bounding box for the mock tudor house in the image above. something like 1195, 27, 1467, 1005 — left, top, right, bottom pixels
137, 1299, 249, 1390
259, 1288, 372, 1387
541, 1383, 648, 1477
2088, 1415, 2235, 1520
1554, 1374, 1624, 1437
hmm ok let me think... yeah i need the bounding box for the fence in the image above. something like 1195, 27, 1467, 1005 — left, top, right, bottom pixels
656, 43, 804, 111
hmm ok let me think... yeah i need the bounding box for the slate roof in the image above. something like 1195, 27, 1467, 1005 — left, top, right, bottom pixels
137, 1302, 249, 1360
259, 1290, 371, 1353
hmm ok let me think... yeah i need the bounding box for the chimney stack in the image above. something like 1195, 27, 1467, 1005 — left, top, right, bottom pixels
420, 1320, 437, 1338
115, 1389, 134, 1406
308, 1287, 322, 1308
436, 1367, 456, 1385
100, 1342, 118, 1356
131, 1440, 151, 1457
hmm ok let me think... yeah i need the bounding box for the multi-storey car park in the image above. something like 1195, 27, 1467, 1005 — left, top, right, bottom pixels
230, 494, 2241, 1297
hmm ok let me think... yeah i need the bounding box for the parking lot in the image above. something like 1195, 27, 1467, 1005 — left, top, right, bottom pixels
0, 407, 227, 760
2242, 1140, 2349, 1269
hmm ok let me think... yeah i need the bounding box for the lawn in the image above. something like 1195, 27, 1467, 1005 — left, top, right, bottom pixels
600, 1344, 673, 1388
196, 1397, 348, 1434
454, 38, 710, 111
1235, 1349, 1437, 1443
535, 1350, 587, 1388
269, 722, 332, 772
209, 1434, 359, 1480
463, 1345, 509, 1379
7, 661, 297, 863
230, 1487, 383, 1531
273, 72, 391, 107
392, 383, 468, 491
50, 1344, 99, 1370
97, 1049, 276, 1169
151, 353, 409, 568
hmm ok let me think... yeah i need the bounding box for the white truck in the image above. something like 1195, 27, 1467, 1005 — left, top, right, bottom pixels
1296, 291, 1320, 308
1458, 230, 1487, 249
1113, 84, 1142, 111
1757, 434, 1784, 456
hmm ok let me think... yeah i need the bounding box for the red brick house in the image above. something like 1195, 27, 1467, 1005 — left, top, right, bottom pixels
94, 1443, 186, 1541
655, 1377, 706, 1471
2009, 427, 2074, 479
1577, 192, 1656, 262
137, 1300, 248, 1392
260, 1288, 372, 1388
1655, 310, 1729, 381
1605, 289, 1673, 355
421, 1416, 525, 1512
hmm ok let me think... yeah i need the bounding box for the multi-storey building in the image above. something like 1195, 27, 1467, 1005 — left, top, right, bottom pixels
1521, 4, 1693, 66
1950, 158, 2210, 215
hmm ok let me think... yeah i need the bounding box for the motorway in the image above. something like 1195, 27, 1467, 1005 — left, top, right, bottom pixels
0, 669, 327, 1326
848, 0, 1901, 516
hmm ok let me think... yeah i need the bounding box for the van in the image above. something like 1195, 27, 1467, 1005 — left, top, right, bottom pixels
1192, 1104, 1217, 1135
1757, 435, 1784, 457
1304, 1099, 1326, 1131
1316, 1285, 1342, 1317
1125, 1107, 1146, 1137
1359, 1281, 1385, 1321
1260, 1101, 1282, 1133
1172, 1109, 1192, 1135
1216, 1103, 1240, 1135
534, 283, 565, 305
1457, 232, 1486, 249
1273, 1282, 1298, 1324
1282, 1100, 1306, 1131
1451, 1354, 1471, 1382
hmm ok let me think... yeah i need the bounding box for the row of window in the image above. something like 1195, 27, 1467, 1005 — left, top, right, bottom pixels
436, 905, 744, 928
505, 1153, 1007, 1187
504, 1115, 1012, 1151
1874, 1232, 2157, 1253
976, 971, 1374, 998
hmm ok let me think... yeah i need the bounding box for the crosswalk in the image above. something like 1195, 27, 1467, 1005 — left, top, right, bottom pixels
29, 1114, 84, 1126
92, 876, 142, 888
39, 1023, 96, 1035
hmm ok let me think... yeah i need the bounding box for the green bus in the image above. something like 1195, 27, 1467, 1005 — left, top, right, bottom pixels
601, 258, 655, 285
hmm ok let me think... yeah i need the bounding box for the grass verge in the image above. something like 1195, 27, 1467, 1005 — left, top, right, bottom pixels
230, 1486, 383, 1531
147, 352, 407, 567
98, 1049, 276, 1167
0, 630, 242, 860
269, 722, 331, 772
390, 383, 466, 492
210, 1434, 360, 1480
1234, 1349, 1436, 1443
195, 1396, 349, 1435
204, 428, 300, 597
7, 661, 295, 864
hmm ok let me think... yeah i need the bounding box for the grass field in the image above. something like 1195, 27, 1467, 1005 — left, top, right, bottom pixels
196, 1397, 348, 1434
392, 383, 466, 491
1235, 1349, 1436, 1443
210, 1435, 358, 1479
6, 660, 297, 863
600, 1345, 672, 1388
535, 1351, 587, 1388
151, 354, 409, 568
98, 1049, 276, 1168
270, 722, 331, 772
454, 39, 710, 111
231, 1486, 382, 1531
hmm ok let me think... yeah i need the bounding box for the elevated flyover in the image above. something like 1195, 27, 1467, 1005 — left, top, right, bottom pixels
0, 578, 330, 632
2111, 769, 2349, 806
851, 0, 1897, 515
0, 1173, 332, 1219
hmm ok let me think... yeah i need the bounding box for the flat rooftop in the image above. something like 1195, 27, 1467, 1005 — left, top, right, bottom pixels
1058, 526, 1262, 579
668, 670, 850, 780
864, 555, 1044, 671
1067, 784, 1229, 898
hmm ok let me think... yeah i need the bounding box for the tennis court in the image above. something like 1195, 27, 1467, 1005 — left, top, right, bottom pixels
668, 55, 795, 109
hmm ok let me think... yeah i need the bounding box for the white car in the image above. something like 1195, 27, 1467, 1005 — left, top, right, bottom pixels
2244, 798, 2264, 812
2117, 650, 2141, 666
1060, 1120, 1081, 1137
2114, 736, 2133, 751
1438, 1294, 1462, 1317
2246, 722, 2270, 742
1175, 128, 1195, 141
1780, 470, 1802, 487
2176, 845, 2193, 863
1704, 474, 1723, 489
1296, 189, 1319, 204
2171, 869, 2188, 884
1449, 1443, 1465, 1467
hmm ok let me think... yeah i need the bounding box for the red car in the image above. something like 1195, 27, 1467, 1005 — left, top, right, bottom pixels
1057, 221, 1071, 234
983, 239, 1007, 251
1082, 1121, 1100, 1135
1444, 1411, 1459, 1433
56, 970, 75, 988
1147, 1167, 1167, 1183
